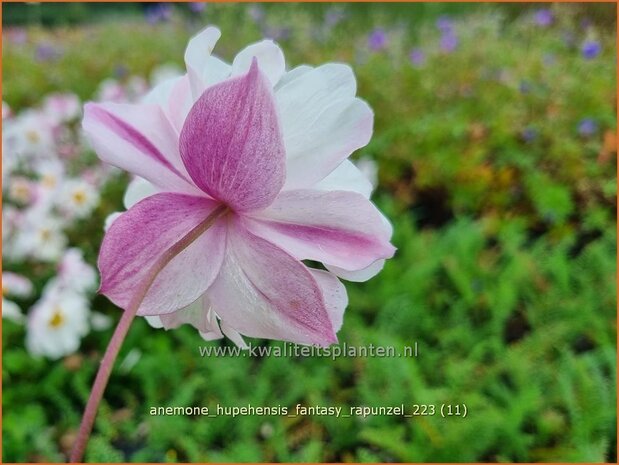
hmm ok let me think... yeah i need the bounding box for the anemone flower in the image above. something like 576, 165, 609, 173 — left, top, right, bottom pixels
72, 26, 394, 461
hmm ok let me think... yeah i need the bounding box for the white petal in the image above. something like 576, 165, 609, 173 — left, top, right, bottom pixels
219, 322, 248, 349
326, 259, 386, 282
144, 315, 164, 328
123, 177, 159, 208
274, 64, 313, 90
232, 40, 285, 86
277, 63, 357, 145
283, 98, 373, 189
310, 160, 373, 198
104, 212, 122, 232
141, 76, 182, 106
184, 26, 222, 99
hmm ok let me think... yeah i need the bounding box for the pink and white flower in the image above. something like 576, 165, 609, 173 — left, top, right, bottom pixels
54, 248, 98, 294
43, 93, 81, 124
84, 27, 395, 347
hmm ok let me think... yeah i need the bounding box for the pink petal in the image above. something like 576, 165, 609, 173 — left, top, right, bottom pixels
83, 102, 201, 195
98, 193, 226, 315
246, 189, 395, 271
309, 269, 347, 333
179, 60, 285, 212
207, 218, 337, 346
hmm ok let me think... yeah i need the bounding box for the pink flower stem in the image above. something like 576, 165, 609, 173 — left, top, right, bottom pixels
70, 205, 229, 462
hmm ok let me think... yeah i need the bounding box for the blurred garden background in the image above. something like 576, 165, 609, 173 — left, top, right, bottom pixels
2, 2, 617, 462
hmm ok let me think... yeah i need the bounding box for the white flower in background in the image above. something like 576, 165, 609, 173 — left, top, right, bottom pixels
2, 206, 22, 260
8, 110, 55, 158
26, 285, 90, 359
12, 208, 67, 262
31, 158, 65, 210
90, 311, 112, 331
97, 78, 127, 103
126, 76, 149, 100
43, 93, 81, 124
55, 248, 98, 294
96, 77, 148, 104
2, 272, 33, 323
150, 63, 183, 86
57, 178, 100, 219
2, 101, 11, 120
7, 176, 37, 205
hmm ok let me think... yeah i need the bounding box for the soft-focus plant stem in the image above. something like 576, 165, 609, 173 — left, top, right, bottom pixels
70, 205, 228, 462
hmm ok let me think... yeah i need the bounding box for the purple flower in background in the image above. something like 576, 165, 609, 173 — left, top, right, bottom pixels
325, 6, 346, 28
35, 43, 62, 62
248, 4, 265, 23
262, 26, 290, 42
368, 28, 388, 52
436, 15, 454, 33
578, 118, 598, 137
581, 40, 601, 59
521, 127, 538, 143
440, 32, 458, 53
519, 80, 531, 94
188, 2, 206, 14
145, 3, 172, 24
6, 27, 28, 45
409, 48, 425, 67
534, 9, 553, 27
113, 65, 129, 79
580, 17, 593, 30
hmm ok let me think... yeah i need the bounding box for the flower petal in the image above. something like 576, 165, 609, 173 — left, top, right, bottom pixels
179, 60, 285, 212
309, 269, 347, 333
163, 75, 194, 133
246, 189, 395, 271
326, 259, 386, 283
277, 63, 357, 120
283, 98, 373, 189
208, 219, 337, 346
2, 298, 24, 323
98, 193, 226, 315
146, 296, 223, 339
309, 159, 373, 198
232, 40, 285, 86
142, 75, 181, 107
123, 177, 159, 208
276, 63, 356, 146
184, 26, 223, 100
274, 65, 313, 91
83, 102, 201, 195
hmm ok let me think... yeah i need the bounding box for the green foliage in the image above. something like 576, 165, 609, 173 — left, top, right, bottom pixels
2, 3, 616, 462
